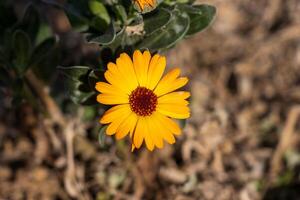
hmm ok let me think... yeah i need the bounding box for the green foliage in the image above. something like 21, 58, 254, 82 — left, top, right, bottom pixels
181, 4, 216, 36
13, 30, 32, 74
65, 0, 216, 51
18, 4, 40, 42
0, 0, 216, 140
29, 37, 56, 68
138, 9, 190, 50
0, 3, 58, 106
58, 66, 99, 105
88, 23, 116, 45
89, 0, 111, 25
143, 8, 171, 35
276, 170, 295, 186
98, 125, 107, 147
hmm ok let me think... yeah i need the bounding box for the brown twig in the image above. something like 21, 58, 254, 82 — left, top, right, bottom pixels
64, 121, 80, 198
44, 119, 64, 152
270, 106, 300, 178
25, 70, 66, 125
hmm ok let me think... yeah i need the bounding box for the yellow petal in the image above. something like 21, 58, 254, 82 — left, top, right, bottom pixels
136, 0, 144, 10
163, 131, 175, 144
158, 92, 190, 105
158, 67, 181, 84
120, 53, 139, 83
146, 0, 156, 7
150, 112, 176, 145
95, 82, 128, 96
163, 100, 189, 106
97, 94, 129, 105
107, 62, 118, 74
100, 104, 131, 124
106, 107, 132, 135
133, 50, 148, 86
157, 104, 190, 119
155, 112, 181, 136
115, 113, 138, 140
144, 117, 155, 151
158, 91, 190, 103
131, 144, 135, 152
147, 55, 166, 90
155, 77, 188, 97
154, 68, 182, 96
116, 55, 139, 91
107, 62, 129, 86
133, 118, 144, 148
104, 71, 132, 94
153, 113, 176, 144
147, 116, 164, 148
135, 0, 156, 11
143, 51, 151, 71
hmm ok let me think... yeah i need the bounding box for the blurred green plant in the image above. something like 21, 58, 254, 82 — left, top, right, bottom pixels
0, 2, 58, 106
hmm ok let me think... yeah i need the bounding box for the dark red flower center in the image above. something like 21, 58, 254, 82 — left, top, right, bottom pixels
129, 87, 158, 116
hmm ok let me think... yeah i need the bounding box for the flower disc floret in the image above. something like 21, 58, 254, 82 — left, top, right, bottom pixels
129, 87, 157, 116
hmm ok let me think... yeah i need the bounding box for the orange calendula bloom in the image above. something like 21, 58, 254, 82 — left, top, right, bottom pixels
134, 0, 156, 12
95, 50, 190, 151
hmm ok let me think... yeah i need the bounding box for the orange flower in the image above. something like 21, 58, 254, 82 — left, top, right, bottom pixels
134, 0, 156, 12
95, 50, 190, 151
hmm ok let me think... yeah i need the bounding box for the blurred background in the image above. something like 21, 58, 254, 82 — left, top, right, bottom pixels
1, 0, 300, 199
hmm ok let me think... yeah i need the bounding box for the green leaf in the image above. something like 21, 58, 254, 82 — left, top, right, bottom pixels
88, 70, 104, 90
178, 119, 187, 129
87, 23, 116, 45
276, 169, 294, 186
36, 23, 53, 44
13, 30, 31, 74
127, 13, 143, 26
89, 0, 111, 26
164, 0, 195, 5
29, 37, 56, 68
113, 5, 127, 23
180, 4, 216, 36
81, 93, 98, 105
177, 0, 191, 3
82, 106, 97, 121
98, 125, 107, 147
138, 9, 190, 51
58, 66, 96, 105
143, 8, 172, 35
31, 45, 60, 83
58, 65, 91, 83
2, 30, 13, 56
19, 4, 40, 42
64, 0, 90, 29
104, 27, 126, 51
90, 17, 108, 31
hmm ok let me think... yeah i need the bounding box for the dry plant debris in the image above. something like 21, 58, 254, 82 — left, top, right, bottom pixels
1, 0, 300, 199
